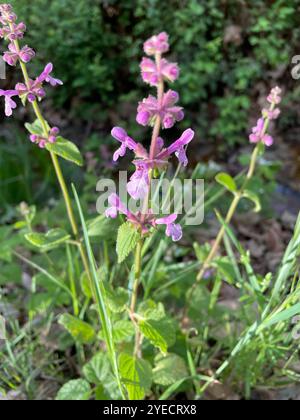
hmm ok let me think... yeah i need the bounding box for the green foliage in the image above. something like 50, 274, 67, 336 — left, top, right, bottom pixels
58, 314, 96, 344
25, 228, 71, 251
56, 379, 91, 401
116, 222, 140, 264
10, 0, 300, 145
119, 353, 152, 400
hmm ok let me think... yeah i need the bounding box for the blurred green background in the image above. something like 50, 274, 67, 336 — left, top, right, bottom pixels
1, 0, 300, 219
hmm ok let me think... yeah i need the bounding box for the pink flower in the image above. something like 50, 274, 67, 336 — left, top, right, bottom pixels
157, 128, 195, 166
267, 87, 282, 105
0, 88, 18, 116
144, 32, 169, 56
0, 4, 16, 25
16, 63, 63, 102
140, 57, 179, 86
127, 163, 150, 200
249, 118, 273, 147
111, 127, 140, 162
137, 90, 184, 129
29, 127, 60, 148
105, 193, 137, 222
37, 63, 63, 87
262, 108, 281, 120
0, 22, 26, 41
3, 42, 35, 66
105, 193, 181, 241
155, 214, 182, 242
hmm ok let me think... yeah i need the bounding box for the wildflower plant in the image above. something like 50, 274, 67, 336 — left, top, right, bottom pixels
1, 3, 300, 403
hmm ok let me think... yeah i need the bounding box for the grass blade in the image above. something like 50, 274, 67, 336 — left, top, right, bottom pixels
72, 185, 125, 400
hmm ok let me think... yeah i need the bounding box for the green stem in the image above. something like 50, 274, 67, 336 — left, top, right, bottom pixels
189, 103, 276, 302
130, 240, 143, 315
12, 36, 93, 291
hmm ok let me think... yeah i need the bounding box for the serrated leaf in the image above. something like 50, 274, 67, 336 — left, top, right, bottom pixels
216, 172, 237, 193
116, 222, 140, 264
99, 320, 134, 343
242, 190, 262, 212
104, 284, 128, 313
153, 353, 188, 386
25, 228, 71, 251
119, 353, 152, 400
83, 353, 110, 384
58, 314, 96, 344
55, 379, 91, 401
46, 136, 83, 166
25, 118, 50, 136
138, 317, 176, 354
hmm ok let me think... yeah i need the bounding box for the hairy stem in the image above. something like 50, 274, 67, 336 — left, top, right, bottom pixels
12, 36, 93, 292
192, 102, 276, 289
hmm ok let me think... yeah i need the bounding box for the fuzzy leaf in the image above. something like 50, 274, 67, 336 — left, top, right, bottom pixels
58, 314, 96, 344
119, 353, 152, 400
153, 353, 188, 386
138, 317, 176, 354
104, 284, 128, 313
56, 379, 91, 401
46, 136, 83, 166
116, 222, 140, 264
25, 228, 71, 251
83, 353, 110, 385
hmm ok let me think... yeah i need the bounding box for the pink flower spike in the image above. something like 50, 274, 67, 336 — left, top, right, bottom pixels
144, 32, 169, 56
111, 127, 139, 161
155, 214, 183, 242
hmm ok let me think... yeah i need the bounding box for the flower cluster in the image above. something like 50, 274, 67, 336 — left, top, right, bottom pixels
249, 87, 282, 147
106, 32, 195, 242
30, 126, 60, 149
106, 194, 182, 242
0, 4, 63, 146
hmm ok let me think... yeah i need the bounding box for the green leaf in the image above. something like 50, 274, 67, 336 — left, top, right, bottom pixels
46, 136, 83, 166
87, 215, 119, 240
56, 379, 91, 401
215, 172, 237, 193
104, 284, 128, 313
83, 353, 110, 385
119, 353, 152, 400
138, 317, 176, 354
242, 190, 261, 213
101, 320, 134, 343
153, 353, 189, 386
58, 314, 96, 344
25, 118, 49, 136
25, 228, 71, 251
116, 222, 140, 264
